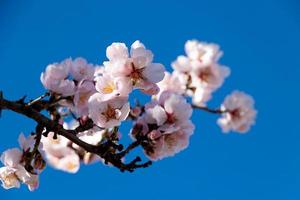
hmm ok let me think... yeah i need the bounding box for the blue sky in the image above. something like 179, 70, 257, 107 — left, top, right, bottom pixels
0, 0, 299, 199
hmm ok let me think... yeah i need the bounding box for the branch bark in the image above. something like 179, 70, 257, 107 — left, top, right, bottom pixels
192, 105, 226, 114
0, 93, 151, 172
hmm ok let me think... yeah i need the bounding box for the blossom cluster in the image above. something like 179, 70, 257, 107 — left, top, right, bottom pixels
0, 134, 41, 191
0, 40, 257, 191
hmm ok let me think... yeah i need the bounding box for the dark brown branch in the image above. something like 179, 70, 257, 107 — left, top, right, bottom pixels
192, 105, 226, 114
117, 138, 144, 158
0, 94, 151, 172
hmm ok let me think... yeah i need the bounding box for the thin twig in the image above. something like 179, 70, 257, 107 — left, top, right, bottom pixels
192, 105, 226, 114
27, 92, 50, 106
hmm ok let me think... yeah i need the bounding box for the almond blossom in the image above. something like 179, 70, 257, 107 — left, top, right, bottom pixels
73, 80, 96, 116
68, 57, 95, 81
131, 91, 194, 160
41, 132, 80, 173
156, 72, 187, 98
95, 73, 132, 100
0, 38, 258, 192
103, 40, 165, 94
145, 92, 193, 134
0, 133, 42, 191
171, 40, 230, 106
40, 59, 76, 96
184, 40, 222, 66
0, 167, 20, 190
72, 127, 106, 164
217, 91, 257, 133
88, 93, 130, 128
189, 63, 230, 91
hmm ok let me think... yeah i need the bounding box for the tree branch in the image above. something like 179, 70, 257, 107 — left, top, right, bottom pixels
0, 94, 151, 172
192, 105, 226, 114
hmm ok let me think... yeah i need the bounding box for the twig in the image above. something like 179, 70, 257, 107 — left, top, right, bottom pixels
0, 95, 151, 173
27, 92, 50, 106
192, 105, 226, 114
117, 139, 144, 158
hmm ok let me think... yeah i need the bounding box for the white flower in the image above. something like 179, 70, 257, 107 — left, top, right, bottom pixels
72, 128, 106, 164
40, 59, 76, 96
41, 132, 80, 173
0, 148, 22, 168
146, 128, 192, 161
95, 73, 132, 100
18, 132, 36, 151
0, 165, 39, 191
190, 63, 230, 90
171, 40, 230, 105
185, 40, 222, 66
73, 80, 96, 116
54, 149, 80, 173
104, 40, 165, 94
171, 55, 192, 73
69, 57, 95, 81
0, 167, 20, 190
158, 92, 193, 134
94, 65, 105, 78
132, 91, 195, 161
14, 165, 39, 191
156, 72, 187, 98
41, 132, 70, 149
88, 93, 130, 128
191, 85, 213, 106
217, 91, 257, 133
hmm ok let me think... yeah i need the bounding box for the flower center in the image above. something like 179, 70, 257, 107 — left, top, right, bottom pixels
129, 62, 144, 83
79, 92, 90, 104
166, 113, 177, 124
102, 81, 116, 94
67, 162, 77, 171
102, 104, 117, 122
230, 109, 242, 121
79, 68, 86, 75
198, 67, 213, 83
3, 173, 18, 187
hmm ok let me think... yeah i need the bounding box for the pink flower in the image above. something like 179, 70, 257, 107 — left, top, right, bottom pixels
171, 55, 192, 73
88, 93, 130, 128
94, 65, 105, 78
131, 91, 194, 160
104, 40, 165, 94
69, 57, 95, 81
190, 63, 230, 91
73, 80, 96, 116
156, 72, 187, 98
146, 129, 191, 161
0, 148, 22, 168
184, 40, 222, 66
40, 59, 76, 96
41, 132, 80, 173
72, 127, 106, 164
0, 166, 20, 190
0, 133, 42, 191
95, 73, 132, 100
217, 91, 257, 133
191, 85, 213, 106
0, 164, 39, 191
171, 40, 230, 106
14, 166, 39, 191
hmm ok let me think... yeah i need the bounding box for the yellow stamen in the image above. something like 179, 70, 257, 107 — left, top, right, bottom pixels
66, 162, 77, 171
102, 82, 116, 94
